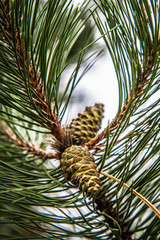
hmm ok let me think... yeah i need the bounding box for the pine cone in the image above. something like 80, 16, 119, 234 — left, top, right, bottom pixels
60, 145, 101, 197
68, 103, 104, 145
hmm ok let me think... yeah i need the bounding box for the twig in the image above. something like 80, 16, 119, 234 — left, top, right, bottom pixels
101, 171, 160, 219
0, 125, 58, 160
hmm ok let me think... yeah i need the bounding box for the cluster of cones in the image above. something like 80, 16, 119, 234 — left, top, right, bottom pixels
60, 103, 104, 197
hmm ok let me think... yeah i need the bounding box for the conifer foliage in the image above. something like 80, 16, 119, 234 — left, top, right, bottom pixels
0, 0, 160, 239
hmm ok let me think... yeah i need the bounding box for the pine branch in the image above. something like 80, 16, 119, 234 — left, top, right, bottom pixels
92, 43, 160, 238
0, 1, 159, 239
0, 128, 57, 160
0, 0, 65, 142
84, 39, 160, 150
82, 1, 160, 238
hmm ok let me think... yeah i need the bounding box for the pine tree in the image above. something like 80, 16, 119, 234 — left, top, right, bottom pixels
0, 0, 160, 239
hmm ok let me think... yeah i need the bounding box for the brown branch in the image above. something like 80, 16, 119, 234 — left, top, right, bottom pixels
84, 39, 160, 150
95, 195, 132, 240
0, 0, 65, 143
0, 123, 58, 160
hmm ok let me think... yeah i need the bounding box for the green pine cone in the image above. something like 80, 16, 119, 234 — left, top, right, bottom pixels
60, 145, 101, 197
68, 103, 104, 145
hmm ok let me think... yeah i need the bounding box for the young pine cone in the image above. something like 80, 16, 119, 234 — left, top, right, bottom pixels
68, 103, 104, 145
60, 145, 101, 197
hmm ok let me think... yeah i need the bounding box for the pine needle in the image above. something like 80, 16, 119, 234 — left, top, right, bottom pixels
101, 171, 160, 219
